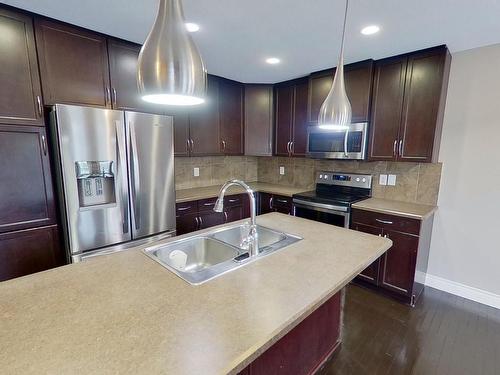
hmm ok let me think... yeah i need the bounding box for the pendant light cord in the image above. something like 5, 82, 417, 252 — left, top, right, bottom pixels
339, 0, 349, 63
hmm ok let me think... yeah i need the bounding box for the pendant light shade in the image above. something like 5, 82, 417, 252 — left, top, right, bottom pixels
318, 0, 352, 129
138, 0, 207, 105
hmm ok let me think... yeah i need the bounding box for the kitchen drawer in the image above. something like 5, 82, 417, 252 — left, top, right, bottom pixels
271, 195, 292, 209
176, 200, 198, 216
351, 209, 421, 236
198, 197, 219, 212
224, 194, 244, 207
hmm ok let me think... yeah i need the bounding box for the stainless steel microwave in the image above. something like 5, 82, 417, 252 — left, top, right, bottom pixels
306, 122, 368, 160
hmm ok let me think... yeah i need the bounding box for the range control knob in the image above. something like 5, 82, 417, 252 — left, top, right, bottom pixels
355, 177, 360, 182
362, 178, 367, 183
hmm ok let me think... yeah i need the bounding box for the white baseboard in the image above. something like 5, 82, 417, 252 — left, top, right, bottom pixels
424, 273, 500, 310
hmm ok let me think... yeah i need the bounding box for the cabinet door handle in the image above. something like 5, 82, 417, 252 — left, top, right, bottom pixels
198, 216, 203, 228
384, 234, 389, 239
376, 218, 393, 225
36, 96, 43, 117
177, 206, 191, 211
221, 140, 226, 152
190, 139, 194, 152
224, 211, 228, 222
41, 134, 47, 155
290, 141, 294, 155
112, 88, 117, 107
186, 139, 190, 152
399, 140, 403, 157
269, 196, 274, 209
195, 216, 200, 229
393, 140, 398, 157
106, 87, 111, 105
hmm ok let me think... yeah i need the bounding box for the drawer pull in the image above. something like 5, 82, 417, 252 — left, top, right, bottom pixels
376, 218, 393, 225
276, 199, 289, 204
228, 199, 239, 203
177, 206, 191, 211
203, 202, 215, 206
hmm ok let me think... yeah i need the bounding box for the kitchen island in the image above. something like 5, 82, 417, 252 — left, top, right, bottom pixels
0, 213, 391, 374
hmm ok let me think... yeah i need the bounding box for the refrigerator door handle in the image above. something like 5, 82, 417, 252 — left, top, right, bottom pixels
129, 122, 141, 230
115, 121, 129, 234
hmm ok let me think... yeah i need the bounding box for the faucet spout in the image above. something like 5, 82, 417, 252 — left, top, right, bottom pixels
214, 179, 258, 256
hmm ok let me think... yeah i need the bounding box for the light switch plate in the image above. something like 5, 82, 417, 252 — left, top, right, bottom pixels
379, 174, 388, 186
193, 167, 200, 177
388, 174, 397, 186
279, 166, 285, 175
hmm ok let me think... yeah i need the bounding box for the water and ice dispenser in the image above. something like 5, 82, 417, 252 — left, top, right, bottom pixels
75, 161, 116, 208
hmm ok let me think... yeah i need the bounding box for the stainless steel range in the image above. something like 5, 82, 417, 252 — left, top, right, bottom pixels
293, 172, 372, 228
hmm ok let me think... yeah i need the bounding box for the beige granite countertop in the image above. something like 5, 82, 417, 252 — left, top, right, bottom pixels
0, 213, 391, 375
175, 182, 306, 203
352, 198, 438, 220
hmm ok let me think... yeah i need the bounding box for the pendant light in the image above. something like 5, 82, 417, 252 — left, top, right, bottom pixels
137, 0, 207, 105
318, 0, 351, 129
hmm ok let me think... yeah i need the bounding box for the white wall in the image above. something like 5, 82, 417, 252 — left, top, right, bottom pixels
427, 43, 500, 304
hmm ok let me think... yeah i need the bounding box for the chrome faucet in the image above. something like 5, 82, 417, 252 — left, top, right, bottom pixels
214, 179, 259, 257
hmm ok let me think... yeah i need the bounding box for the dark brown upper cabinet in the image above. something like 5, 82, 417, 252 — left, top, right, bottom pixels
107, 38, 166, 115
0, 9, 44, 126
219, 78, 244, 155
244, 84, 274, 156
369, 46, 451, 163
274, 78, 309, 157
308, 60, 374, 124
35, 19, 111, 108
275, 83, 294, 156
107, 39, 142, 111
188, 75, 221, 156
0, 125, 56, 234
171, 108, 191, 156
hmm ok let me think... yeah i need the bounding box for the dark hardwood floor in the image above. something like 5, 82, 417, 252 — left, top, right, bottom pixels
320, 284, 500, 375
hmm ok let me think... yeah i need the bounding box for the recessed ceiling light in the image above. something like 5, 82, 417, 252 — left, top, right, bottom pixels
265, 57, 281, 65
185, 23, 200, 32
361, 25, 380, 35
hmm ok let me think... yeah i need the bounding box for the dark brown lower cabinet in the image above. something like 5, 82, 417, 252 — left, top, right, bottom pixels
0, 225, 62, 282
176, 194, 250, 235
259, 193, 293, 215
351, 209, 434, 306
238, 290, 342, 375
351, 223, 382, 286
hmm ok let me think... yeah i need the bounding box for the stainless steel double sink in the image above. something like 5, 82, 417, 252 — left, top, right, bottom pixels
144, 223, 302, 285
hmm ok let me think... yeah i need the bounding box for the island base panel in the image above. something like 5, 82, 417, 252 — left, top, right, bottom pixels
238, 289, 343, 375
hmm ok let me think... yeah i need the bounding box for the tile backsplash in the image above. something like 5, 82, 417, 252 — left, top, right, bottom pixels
175, 156, 258, 190
257, 157, 442, 205
175, 156, 442, 205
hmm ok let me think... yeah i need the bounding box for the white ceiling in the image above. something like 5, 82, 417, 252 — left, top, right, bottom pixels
3, 0, 500, 83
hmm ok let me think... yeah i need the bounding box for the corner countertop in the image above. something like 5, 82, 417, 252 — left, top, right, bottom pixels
175, 182, 306, 203
352, 198, 438, 220
0, 213, 391, 375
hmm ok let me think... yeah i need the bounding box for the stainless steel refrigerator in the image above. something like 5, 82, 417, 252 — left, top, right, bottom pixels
50, 104, 176, 262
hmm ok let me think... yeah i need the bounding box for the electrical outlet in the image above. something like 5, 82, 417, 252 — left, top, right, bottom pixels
388, 174, 397, 186
379, 174, 388, 186
193, 167, 200, 177
279, 166, 285, 175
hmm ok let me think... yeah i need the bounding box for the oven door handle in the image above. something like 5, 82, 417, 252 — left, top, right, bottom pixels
343, 129, 349, 157
292, 199, 349, 213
